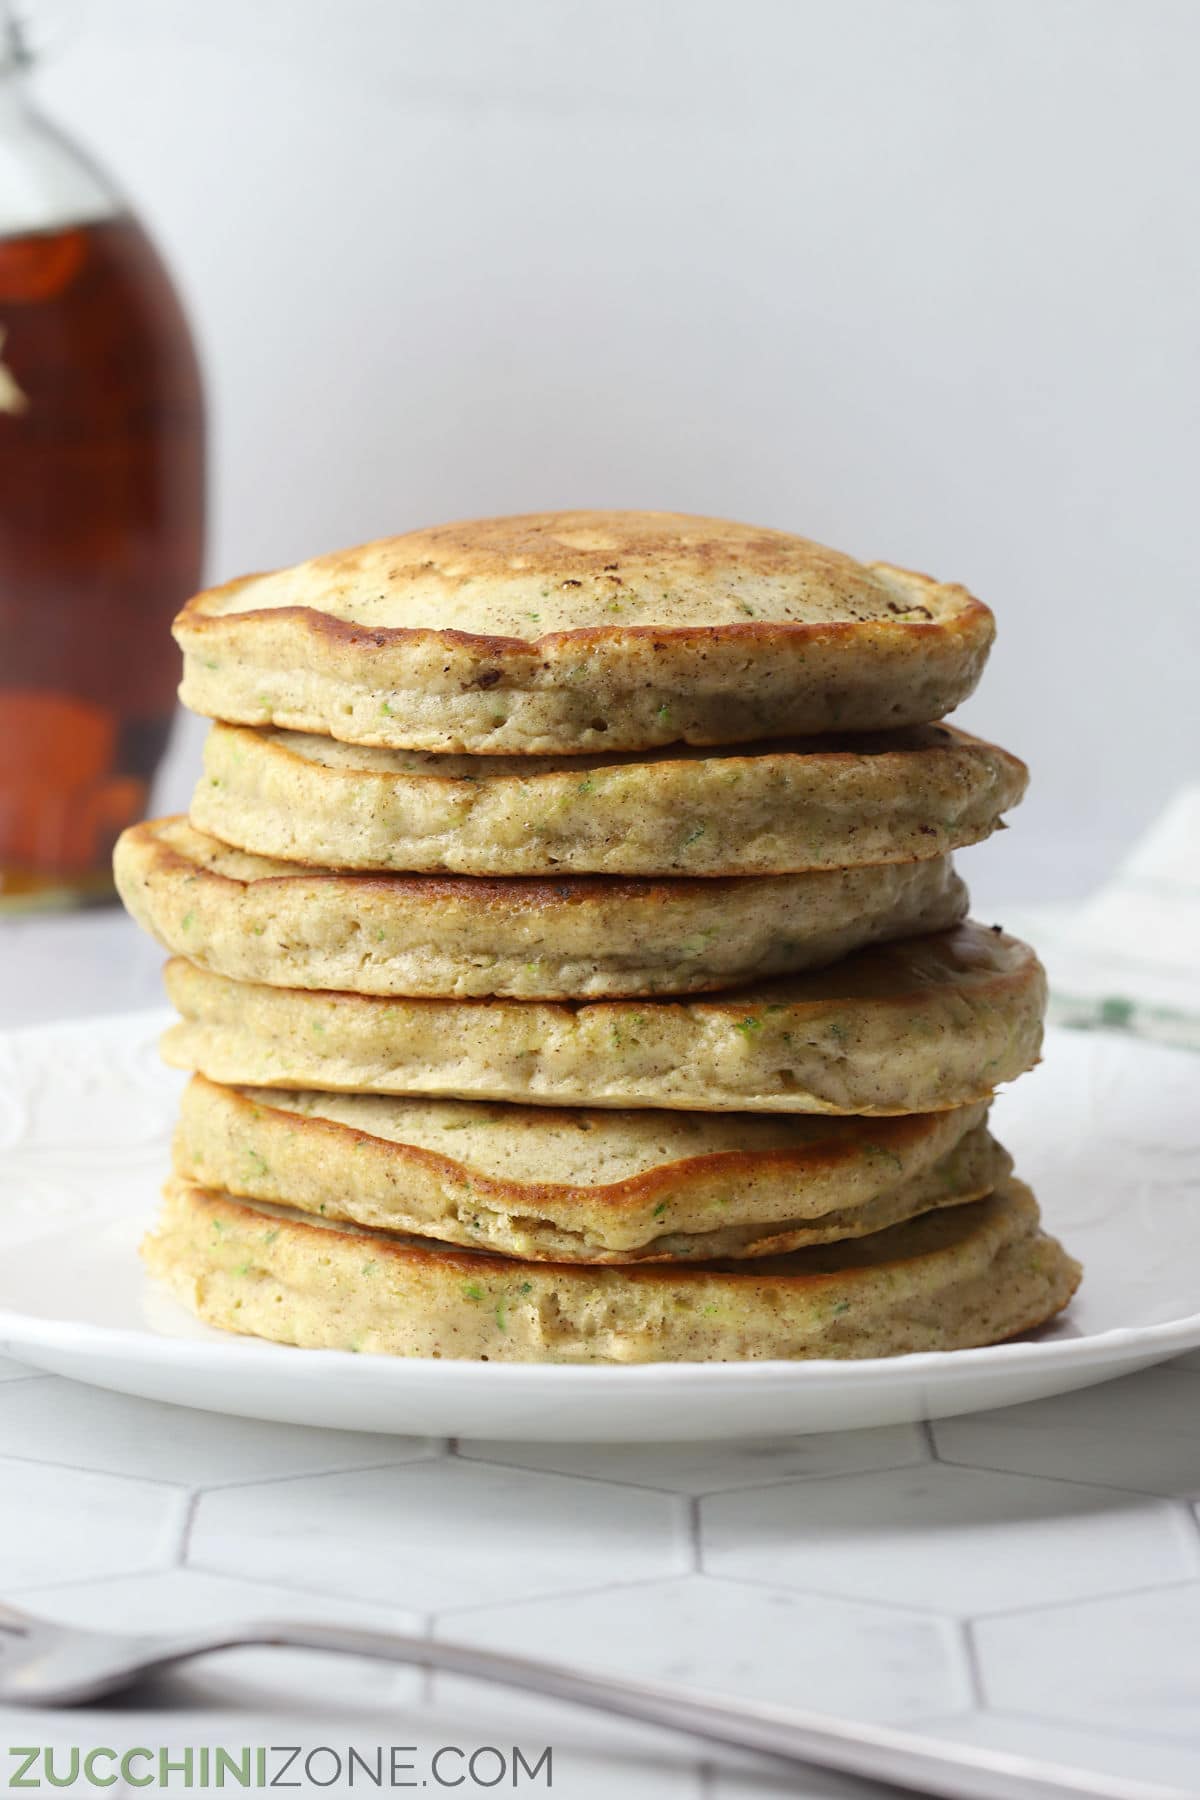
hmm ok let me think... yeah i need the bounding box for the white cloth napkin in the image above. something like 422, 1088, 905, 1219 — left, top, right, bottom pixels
1004, 786, 1200, 1050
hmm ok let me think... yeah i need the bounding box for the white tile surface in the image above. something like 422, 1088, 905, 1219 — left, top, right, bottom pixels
15, 1568, 425, 1710
701, 1464, 1200, 1614
190, 1460, 688, 1608
438, 1576, 969, 1722
418, 1579, 966, 1785
457, 1425, 927, 1494
0, 1354, 36, 1381
0, 1460, 185, 1587
0, 1375, 436, 1487
923, 1710, 1200, 1796
933, 1364, 1200, 1496
710, 1768, 900, 1799
974, 1584, 1200, 1741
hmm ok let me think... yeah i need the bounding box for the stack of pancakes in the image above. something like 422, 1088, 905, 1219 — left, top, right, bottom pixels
115, 511, 1080, 1363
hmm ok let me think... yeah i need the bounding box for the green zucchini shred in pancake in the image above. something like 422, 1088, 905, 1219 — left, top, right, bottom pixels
174, 510, 995, 755
144, 1177, 1080, 1362
172, 1076, 1010, 1261
159, 923, 1046, 1114
115, 816, 968, 1000
190, 719, 1026, 877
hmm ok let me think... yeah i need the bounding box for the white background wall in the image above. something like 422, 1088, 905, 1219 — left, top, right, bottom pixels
32, 0, 1200, 904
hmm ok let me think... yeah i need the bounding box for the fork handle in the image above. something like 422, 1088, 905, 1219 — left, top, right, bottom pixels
189, 1620, 1175, 1800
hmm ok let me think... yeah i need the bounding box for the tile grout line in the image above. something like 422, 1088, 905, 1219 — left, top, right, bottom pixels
967, 1572, 1200, 1625
173, 1488, 200, 1568
0, 1447, 446, 1492
415, 1611, 438, 1706
451, 1442, 699, 1497
1180, 1496, 1200, 1555
453, 1445, 929, 1500
891, 1445, 1200, 1506
688, 1565, 1200, 1628
428, 1567, 701, 1624
685, 1494, 702, 1573
694, 1566, 969, 1622
135, 1560, 692, 1624
4, 1559, 435, 1643
966, 1703, 1200, 1754
902, 1701, 1200, 1762
0, 1448, 199, 1492
184, 1450, 449, 1494
959, 1616, 987, 1710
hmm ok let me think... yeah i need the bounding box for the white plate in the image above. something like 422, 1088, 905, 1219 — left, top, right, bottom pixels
0, 1011, 1197, 1440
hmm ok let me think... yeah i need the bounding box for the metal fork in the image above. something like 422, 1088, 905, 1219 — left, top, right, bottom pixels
0, 1599, 1183, 1800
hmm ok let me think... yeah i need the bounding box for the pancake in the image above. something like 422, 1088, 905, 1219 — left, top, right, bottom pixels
161, 924, 1046, 1114
192, 721, 1027, 877
142, 1178, 1080, 1363
174, 511, 995, 754
114, 817, 967, 1000
173, 1077, 1008, 1262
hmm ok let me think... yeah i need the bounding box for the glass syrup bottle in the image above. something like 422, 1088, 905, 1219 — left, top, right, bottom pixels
0, 5, 205, 909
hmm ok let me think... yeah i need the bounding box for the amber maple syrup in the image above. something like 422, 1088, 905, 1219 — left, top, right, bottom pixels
0, 213, 205, 906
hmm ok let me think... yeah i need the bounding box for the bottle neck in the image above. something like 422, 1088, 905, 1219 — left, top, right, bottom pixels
0, 36, 120, 238
1, 1, 28, 75
0, 4, 32, 124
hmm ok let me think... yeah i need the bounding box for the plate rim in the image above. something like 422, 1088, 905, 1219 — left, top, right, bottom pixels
2, 1292, 1198, 1390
